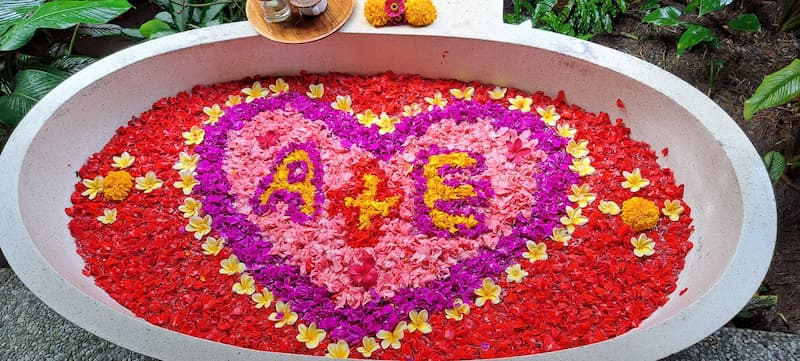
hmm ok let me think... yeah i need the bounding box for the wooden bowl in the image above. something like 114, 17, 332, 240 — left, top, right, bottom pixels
246, 0, 356, 43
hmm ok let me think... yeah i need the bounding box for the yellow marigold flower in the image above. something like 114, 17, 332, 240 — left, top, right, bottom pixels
331, 95, 353, 115
325, 340, 350, 359
474, 278, 501, 307
173, 170, 199, 195
81, 175, 104, 200
537, 105, 561, 126
179, 197, 202, 218
307, 83, 324, 99
225, 95, 242, 107
201, 236, 224, 256
182, 126, 205, 145
488, 86, 507, 100
202, 104, 224, 125
252, 288, 275, 309
377, 112, 400, 135
269, 301, 298, 328
568, 184, 596, 208
97, 208, 117, 225
566, 139, 590, 158
445, 298, 470, 321
508, 95, 532, 112
569, 157, 596, 176
297, 323, 326, 349
598, 200, 621, 215
242, 81, 268, 102
557, 123, 576, 138
522, 241, 548, 263
407, 310, 432, 334
103, 170, 134, 201
364, 0, 390, 26
631, 233, 656, 257
662, 199, 685, 221
356, 109, 378, 127
357, 336, 380, 358
377, 321, 406, 349
173, 151, 199, 173
232, 273, 256, 295
424, 91, 447, 111
402, 103, 422, 117
549, 227, 571, 245
186, 215, 212, 240
405, 0, 437, 26
450, 86, 474, 100
621, 168, 650, 192
505, 263, 529, 283
621, 197, 660, 232
269, 78, 289, 95
111, 151, 135, 169
560, 206, 588, 233
219, 254, 246, 275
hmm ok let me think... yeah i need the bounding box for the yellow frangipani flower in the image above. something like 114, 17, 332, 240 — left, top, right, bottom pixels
179, 197, 202, 218
331, 95, 354, 114
242, 81, 268, 102
621, 168, 650, 192
537, 105, 561, 126
549, 227, 571, 245
566, 139, 590, 158
402, 103, 422, 117
631, 233, 656, 257
111, 151, 135, 169
424, 91, 447, 111
474, 278, 502, 307
569, 157, 596, 176
598, 200, 621, 215
252, 288, 275, 309
173, 170, 199, 195
269, 78, 289, 95
662, 199, 685, 221
182, 126, 205, 145
357, 336, 380, 358
296, 323, 326, 349
522, 241, 548, 263
508, 95, 532, 113
505, 263, 529, 283
219, 254, 246, 275
97, 208, 117, 224
202, 104, 224, 125
450, 86, 474, 100
186, 215, 212, 240
201, 236, 224, 256
173, 151, 199, 173
81, 175, 104, 200
135, 171, 163, 193
325, 340, 350, 359
568, 184, 597, 208
488, 86, 507, 100
225, 95, 242, 107
560, 206, 588, 233
356, 109, 378, 127
307, 83, 324, 99
407, 310, 432, 334
377, 112, 400, 135
232, 273, 256, 295
444, 298, 470, 321
557, 123, 576, 138
269, 301, 299, 328
377, 321, 407, 349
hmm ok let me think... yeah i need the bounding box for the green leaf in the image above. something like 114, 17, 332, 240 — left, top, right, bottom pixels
0, 0, 132, 51
0, 0, 42, 24
762, 151, 786, 184
139, 18, 171, 38
0, 69, 66, 126
698, 0, 733, 16
120, 27, 146, 39
742, 294, 779, 311
729, 13, 761, 32
676, 24, 718, 56
684, 0, 700, 13
202, 4, 227, 24
51, 55, 96, 74
78, 23, 122, 37
641, 0, 661, 12
643, 7, 682, 26
169, 2, 190, 32
744, 59, 800, 120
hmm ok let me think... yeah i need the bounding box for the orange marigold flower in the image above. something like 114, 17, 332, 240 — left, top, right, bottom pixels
621, 197, 660, 232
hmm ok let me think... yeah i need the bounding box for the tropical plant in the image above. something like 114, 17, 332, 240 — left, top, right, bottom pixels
781, 0, 800, 31
504, 0, 628, 39
736, 285, 778, 319
136, 0, 247, 39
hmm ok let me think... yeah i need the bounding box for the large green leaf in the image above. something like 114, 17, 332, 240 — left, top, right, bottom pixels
51, 55, 96, 74
729, 13, 761, 32
0, 0, 132, 51
762, 151, 786, 184
0, 0, 43, 36
676, 24, 718, 57
643, 7, 682, 26
683, 0, 700, 14
698, 0, 733, 16
0, 69, 66, 126
744, 59, 800, 120
78, 23, 122, 37
139, 18, 172, 38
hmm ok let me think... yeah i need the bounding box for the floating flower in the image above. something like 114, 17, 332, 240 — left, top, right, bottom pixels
201, 236, 224, 256
269, 78, 289, 94
269, 301, 298, 328
568, 184, 596, 208
111, 152, 135, 169
549, 227, 571, 245
81, 175, 104, 200
202, 104, 224, 125
219, 254, 246, 275
224, 95, 242, 107
560, 206, 588, 233
251, 288, 275, 309
537, 105, 561, 126
662, 199, 685, 221
508, 95, 532, 112
631, 233, 656, 257
566, 139, 589, 158
557, 123, 576, 138
569, 157, 596, 176
377, 321, 407, 349
97, 208, 117, 224
474, 278, 502, 307
325, 340, 350, 359
185, 215, 212, 240
445, 298, 470, 321
357, 337, 380, 358
232, 273, 256, 295
407, 310, 432, 334
522, 241, 548, 263
505, 264, 529, 283
296, 323, 326, 349
331, 95, 353, 114
173, 170, 199, 195
179, 197, 201, 218
102, 170, 134, 201
307, 83, 324, 99
242, 81, 268, 102
598, 200, 621, 215
173, 151, 199, 172
402, 103, 422, 116
424, 91, 447, 110
182, 126, 205, 145
134, 171, 162, 193
450, 86, 474, 100
377, 112, 400, 134
488, 86, 507, 100
356, 109, 378, 127
621, 168, 650, 192
621, 197, 659, 232
506, 138, 532, 164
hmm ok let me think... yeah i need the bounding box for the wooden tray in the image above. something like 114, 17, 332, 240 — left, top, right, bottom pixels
246, 0, 356, 44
